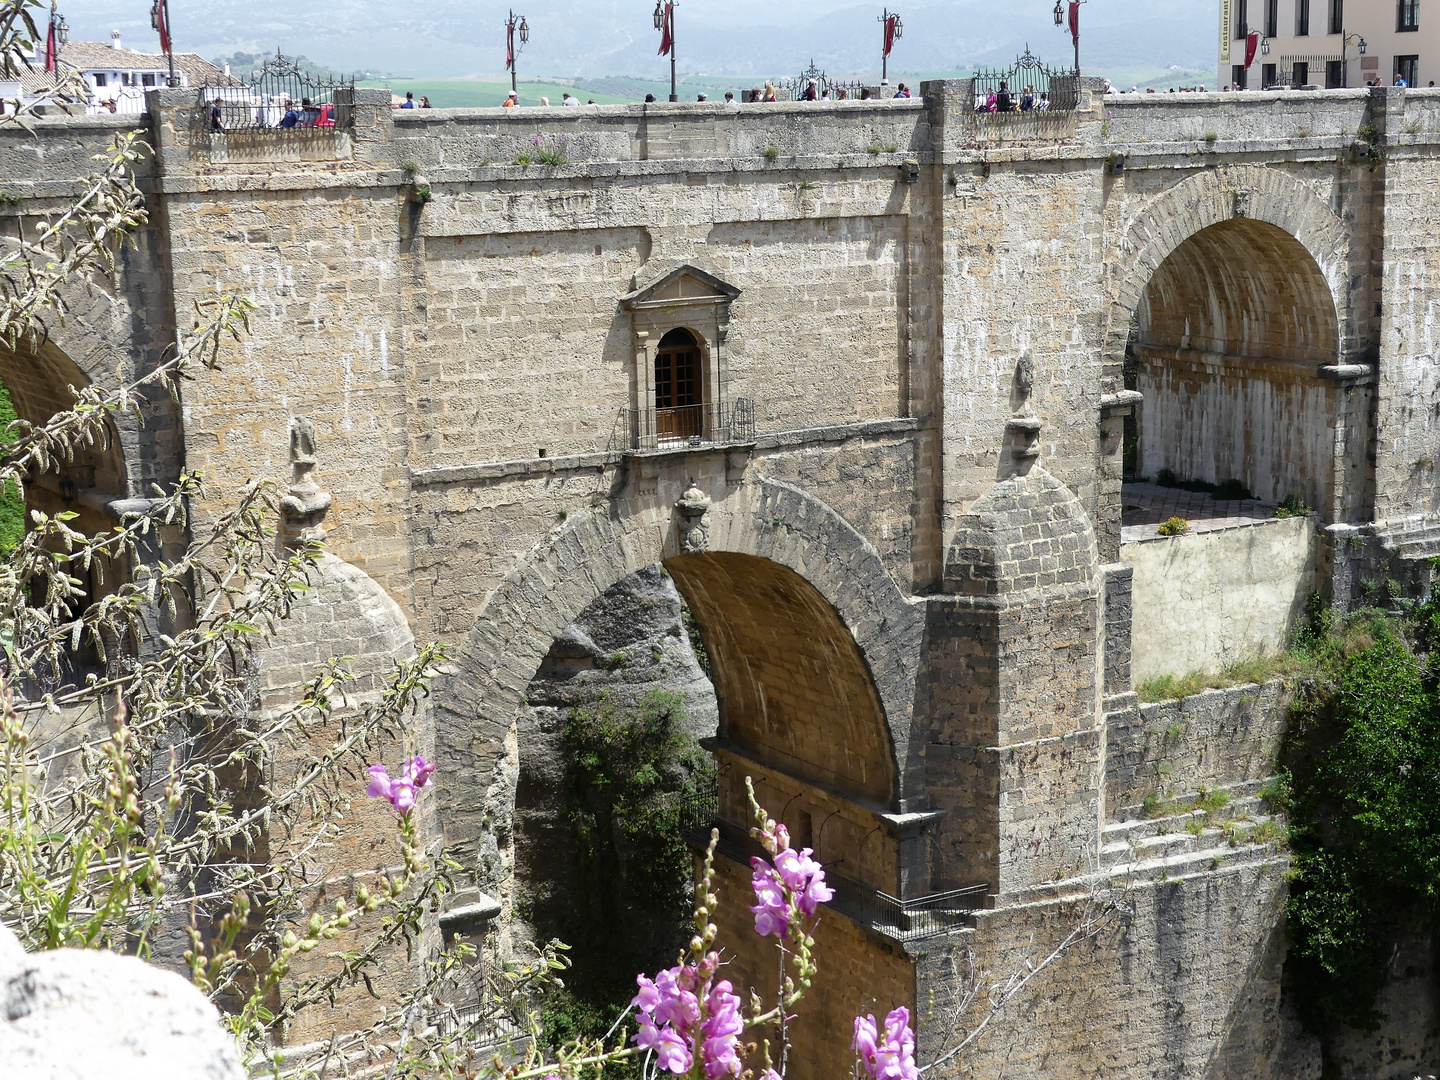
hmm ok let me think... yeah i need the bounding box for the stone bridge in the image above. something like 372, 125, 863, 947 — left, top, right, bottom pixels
6, 80, 1440, 1076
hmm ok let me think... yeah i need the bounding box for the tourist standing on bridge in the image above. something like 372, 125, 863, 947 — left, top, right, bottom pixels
802, 78, 819, 100
401, 92, 415, 108
503, 91, 517, 107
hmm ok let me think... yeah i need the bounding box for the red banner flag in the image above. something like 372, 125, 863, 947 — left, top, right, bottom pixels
151, 0, 171, 55
506, 22, 515, 71
883, 14, 899, 59
658, 2, 674, 57
43, 18, 56, 73
1244, 31, 1259, 68
1067, 1, 1080, 43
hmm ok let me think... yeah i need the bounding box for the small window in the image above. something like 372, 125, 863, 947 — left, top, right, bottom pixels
1325, 59, 1344, 87
1264, 0, 1278, 37
141, 73, 155, 86
1296, 0, 1311, 34
92, 72, 106, 87
1396, 54, 1419, 85
1293, 60, 1311, 86
1329, 0, 1344, 35
1262, 62, 1278, 88
1235, 0, 1249, 38
1398, 0, 1420, 31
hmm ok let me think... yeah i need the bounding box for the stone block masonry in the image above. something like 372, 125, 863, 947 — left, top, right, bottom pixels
7, 81, 1440, 1077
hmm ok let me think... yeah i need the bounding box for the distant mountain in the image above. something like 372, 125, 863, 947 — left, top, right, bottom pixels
54, 0, 1216, 81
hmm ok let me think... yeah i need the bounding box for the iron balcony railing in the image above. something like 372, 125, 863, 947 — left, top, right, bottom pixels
970, 48, 1080, 113
626, 398, 756, 452
681, 785, 986, 942
198, 50, 355, 133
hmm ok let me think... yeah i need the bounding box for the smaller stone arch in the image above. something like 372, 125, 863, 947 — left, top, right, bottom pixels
1104, 165, 1353, 376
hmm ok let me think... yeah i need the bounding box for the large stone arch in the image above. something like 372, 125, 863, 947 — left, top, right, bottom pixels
432, 476, 926, 874
1104, 164, 1353, 376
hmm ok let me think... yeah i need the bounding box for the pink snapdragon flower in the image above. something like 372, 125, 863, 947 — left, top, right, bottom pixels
853, 1007, 917, 1080
749, 857, 790, 937
632, 961, 744, 1078
749, 815, 833, 935
365, 755, 435, 815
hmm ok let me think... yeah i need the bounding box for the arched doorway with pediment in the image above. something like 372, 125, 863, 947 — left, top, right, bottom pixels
621, 264, 751, 451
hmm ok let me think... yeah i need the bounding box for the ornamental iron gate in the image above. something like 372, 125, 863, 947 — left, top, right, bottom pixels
970, 47, 1079, 112
199, 51, 355, 132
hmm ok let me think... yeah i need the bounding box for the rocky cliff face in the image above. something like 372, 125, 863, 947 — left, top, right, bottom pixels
511, 564, 717, 948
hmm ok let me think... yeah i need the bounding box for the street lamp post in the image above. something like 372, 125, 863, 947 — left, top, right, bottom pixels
150, 0, 178, 87
1341, 30, 1368, 88
504, 10, 529, 98
1054, 0, 1082, 76
654, 1, 677, 102
879, 9, 902, 86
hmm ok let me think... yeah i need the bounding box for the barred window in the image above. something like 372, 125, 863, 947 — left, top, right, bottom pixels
1398, 0, 1420, 31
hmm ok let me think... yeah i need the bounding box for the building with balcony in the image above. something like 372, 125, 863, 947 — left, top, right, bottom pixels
1219, 0, 1438, 88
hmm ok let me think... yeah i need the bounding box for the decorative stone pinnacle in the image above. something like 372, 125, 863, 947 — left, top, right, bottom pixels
279, 415, 332, 547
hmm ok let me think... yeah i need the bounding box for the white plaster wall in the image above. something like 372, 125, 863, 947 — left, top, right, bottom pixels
1123, 516, 1317, 681
1136, 350, 1338, 510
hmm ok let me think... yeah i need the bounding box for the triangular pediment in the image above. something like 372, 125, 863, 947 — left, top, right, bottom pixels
621, 265, 741, 309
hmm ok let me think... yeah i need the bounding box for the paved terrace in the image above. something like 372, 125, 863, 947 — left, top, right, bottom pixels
1120, 481, 1278, 542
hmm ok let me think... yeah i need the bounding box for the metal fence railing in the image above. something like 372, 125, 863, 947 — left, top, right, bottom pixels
777, 60, 867, 102
625, 398, 756, 452
198, 51, 354, 133
970, 48, 1079, 112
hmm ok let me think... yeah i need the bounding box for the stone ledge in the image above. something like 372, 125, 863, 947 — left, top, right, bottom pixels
408, 417, 922, 487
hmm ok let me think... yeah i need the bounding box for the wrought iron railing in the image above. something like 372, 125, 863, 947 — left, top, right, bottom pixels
626, 398, 756, 452
778, 60, 867, 102
682, 780, 985, 942
1272, 55, 1340, 88
198, 50, 354, 133
970, 47, 1079, 112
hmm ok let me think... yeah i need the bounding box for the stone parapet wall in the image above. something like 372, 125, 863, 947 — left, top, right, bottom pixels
391, 98, 930, 170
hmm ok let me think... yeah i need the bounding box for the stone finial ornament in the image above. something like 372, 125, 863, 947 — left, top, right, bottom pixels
1006, 351, 1043, 466
674, 479, 711, 554
1015, 351, 1034, 403
279, 416, 333, 547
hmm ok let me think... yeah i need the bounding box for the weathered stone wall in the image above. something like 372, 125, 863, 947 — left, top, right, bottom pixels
1123, 517, 1317, 681
1105, 680, 1288, 816
916, 859, 1320, 1080
1135, 349, 1349, 512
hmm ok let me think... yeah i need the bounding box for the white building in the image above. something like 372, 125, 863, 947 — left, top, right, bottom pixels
1219, 0, 1438, 89
23, 30, 239, 114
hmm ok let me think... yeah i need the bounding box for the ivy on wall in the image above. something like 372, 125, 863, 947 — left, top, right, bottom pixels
1281, 603, 1440, 1032
0, 383, 22, 554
